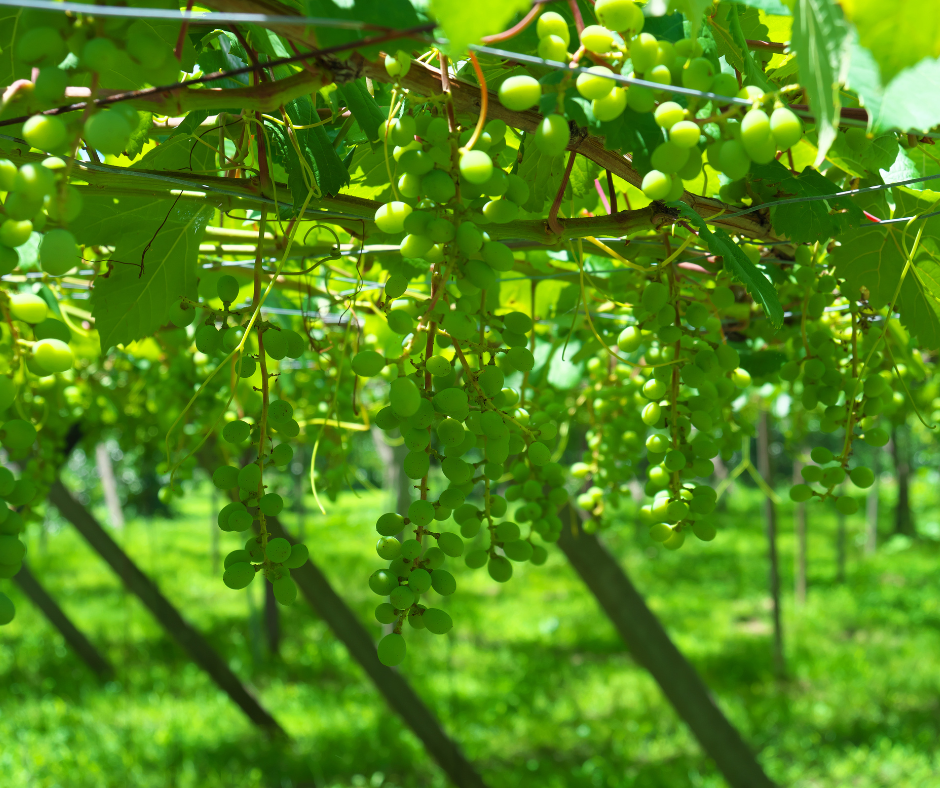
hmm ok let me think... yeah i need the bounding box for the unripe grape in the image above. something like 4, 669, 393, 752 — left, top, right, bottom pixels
388, 115, 416, 146
770, 107, 802, 150
260, 493, 283, 516
717, 140, 750, 180
654, 101, 685, 130
0, 377, 14, 411
577, 66, 616, 100
835, 495, 859, 515
789, 484, 813, 502
84, 111, 132, 156
681, 58, 715, 92
32, 338, 72, 373
592, 87, 627, 122
482, 198, 519, 224
237, 463, 261, 491
595, 0, 644, 34
488, 555, 513, 582
45, 185, 83, 223
459, 149, 493, 185
284, 543, 309, 569
400, 233, 434, 259
506, 346, 535, 371
376, 536, 401, 560
273, 575, 297, 605
731, 367, 751, 388
863, 427, 889, 447
617, 326, 642, 352
626, 85, 655, 113
223, 562, 255, 589
0, 219, 33, 248
16, 27, 66, 66
642, 402, 661, 426
692, 520, 717, 541
212, 465, 239, 490
377, 633, 406, 666
580, 24, 614, 54
537, 11, 571, 44
498, 76, 542, 111
23, 115, 67, 152
849, 466, 874, 488
641, 170, 672, 200
630, 33, 660, 73
535, 114, 570, 156
538, 34, 569, 62
374, 201, 413, 234
669, 121, 701, 149
663, 530, 685, 550
651, 141, 689, 173
37, 228, 79, 276
375, 602, 398, 624
352, 350, 385, 377
384, 50, 411, 78
10, 293, 48, 324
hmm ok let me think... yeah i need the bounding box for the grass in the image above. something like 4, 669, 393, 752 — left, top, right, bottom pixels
2, 472, 940, 788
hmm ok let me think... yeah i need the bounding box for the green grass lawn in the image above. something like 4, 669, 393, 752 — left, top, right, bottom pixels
2, 474, 940, 788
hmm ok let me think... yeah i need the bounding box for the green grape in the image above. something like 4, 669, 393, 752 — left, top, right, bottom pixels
626, 85, 655, 113
32, 338, 72, 373
408, 567, 433, 594
580, 24, 614, 53
648, 64, 672, 86
260, 329, 286, 361
377, 633, 406, 666
717, 140, 750, 180
482, 199, 518, 224
279, 543, 306, 570
642, 379, 667, 399
385, 274, 408, 299
654, 102, 685, 130
369, 569, 398, 596
375, 602, 399, 624
731, 368, 751, 388
84, 111, 131, 156
384, 49, 411, 79
217, 502, 246, 531
23, 115, 67, 152
498, 76, 542, 111
390, 377, 421, 417
770, 107, 802, 150
506, 346, 535, 371
789, 484, 813, 502
669, 121, 701, 149
168, 299, 195, 328
535, 114, 570, 157
459, 149, 493, 185
398, 149, 433, 176
741, 109, 771, 146
835, 496, 859, 515
222, 419, 250, 443
221, 326, 244, 352
352, 350, 385, 377
506, 173, 530, 205
426, 355, 451, 377
577, 66, 615, 100
743, 133, 776, 164
537, 10, 571, 43
237, 463, 261, 491
649, 523, 672, 542
538, 34, 569, 62
375, 535, 401, 560
595, 0, 643, 34
374, 201, 413, 234
212, 465, 239, 490
641, 282, 669, 312
527, 442, 550, 466
387, 115, 416, 146
407, 501, 435, 531
431, 568, 457, 596
662, 530, 685, 550
617, 326, 642, 352
863, 427, 889, 447
488, 554, 513, 582
681, 58, 715, 92
1, 420, 36, 451
592, 87, 627, 122
193, 324, 218, 354
390, 584, 416, 609
710, 72, 740, 104
259, 493, 283, 516
272, 576, 297, 606
630, 33, 660, 73
531, 545, 549, 565
0, 246, 15, 278
0, 220, 33, 248
844, 127, 870, 152
651, 142, 689, 173
641, 170, 672, 200
504, 311, 533, 333
422, 170, 456, 204
692, 521, 717, 541
16, 26, 66, 65
262, 537, 289, 563
376, 512, 404, 537
223, 562, 255, 589
641, 402, 661, 426
849, 466, 874, 488
810, 446, 832, 464
224, 549, 252, 569
863, 375, 888, 397
0, 590, 13, 625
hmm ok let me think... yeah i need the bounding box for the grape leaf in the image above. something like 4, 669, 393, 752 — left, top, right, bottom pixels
792, 0, 848, 164
729, 0, 791, 14
842, 0, 940, 83
676, 205, 784, 328
668, 0, 713, 40
283, 95, 351, 198
429, 0, 531, 56
0, 6, 30, 88
750, 159, 865, 242
710, 3, 772, 91
567, 156, 602, 199
517, 139, 566, 213
78, 198, 213, 351
845, 33, 940, 135
168, 110, 210, 141
337, 80, 386, 143
304, 0, 423, 59
831, 190, 940, 349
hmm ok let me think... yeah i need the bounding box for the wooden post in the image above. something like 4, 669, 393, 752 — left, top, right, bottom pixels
14, 562, 114, 679
890, 427, 915, 536
48, 479, 286, 736
758, 411, 785, 680
95, 443, 125, 529
793, 460, 807, 606
265, 515, 489, 788
557, 514, 777, 788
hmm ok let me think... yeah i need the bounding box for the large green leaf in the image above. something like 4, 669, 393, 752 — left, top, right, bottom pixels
750, 160, 865, 242
846, 33, 940, 135
284, 96, 350, 198
0, 6, 30, 88
792, 0, 848, 164
337, 80, 386, 143
429, 0, 530, 56
78, 198, 213, 351
710, 3, 772, 91
842, 0, 940, 83
517, 139, 566, 213
676, 205, 784, 327
831, 190, 940, 349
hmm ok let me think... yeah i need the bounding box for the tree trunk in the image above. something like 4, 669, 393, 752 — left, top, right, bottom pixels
48, 479, 286, 736
14, 562, 114, 679
265, 515, 489, 788
865, 451, 879, 555
891, 426, 916, 536
95, 443, 125, 529
758, 411, 785, 680
793, 460, 807, 606
557, 515, 777, 788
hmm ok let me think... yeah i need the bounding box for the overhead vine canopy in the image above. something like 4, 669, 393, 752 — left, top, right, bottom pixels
0, 0, 939, 667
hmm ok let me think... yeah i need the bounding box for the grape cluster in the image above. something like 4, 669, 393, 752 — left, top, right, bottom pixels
496, 3, 804, 204
361, 94, 563, 664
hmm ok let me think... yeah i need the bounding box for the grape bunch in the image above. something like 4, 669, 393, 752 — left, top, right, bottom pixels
359, 96, 563, 665
496, 3, 804, 204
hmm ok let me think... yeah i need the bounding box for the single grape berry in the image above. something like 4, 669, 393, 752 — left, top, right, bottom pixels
223, 562, 255, 590
32, 338, 73, 374
273, 576, 297, 605
212, 465, 239, 490
377, 633, 406, 666
222, 419, 251, 443
83, 111, 132, 156
259, 493, 283, 516
535, 114, 570, 157
498, 76, 541, 111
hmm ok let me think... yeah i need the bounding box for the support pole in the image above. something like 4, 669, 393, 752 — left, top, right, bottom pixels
757, 412, 785, 680
557, 513, 778, 788
48, 479, 286, 736
266, 515, 489, 788
793, 460, 807, 606
14, 562, 114, 679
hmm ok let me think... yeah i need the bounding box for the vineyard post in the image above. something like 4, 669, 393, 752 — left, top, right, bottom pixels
758, 410, 785, 681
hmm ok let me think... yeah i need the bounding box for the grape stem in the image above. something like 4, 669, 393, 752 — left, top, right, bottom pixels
548, 151, 578, 235
482, 1, 548, 43
462, 52, 488, 151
